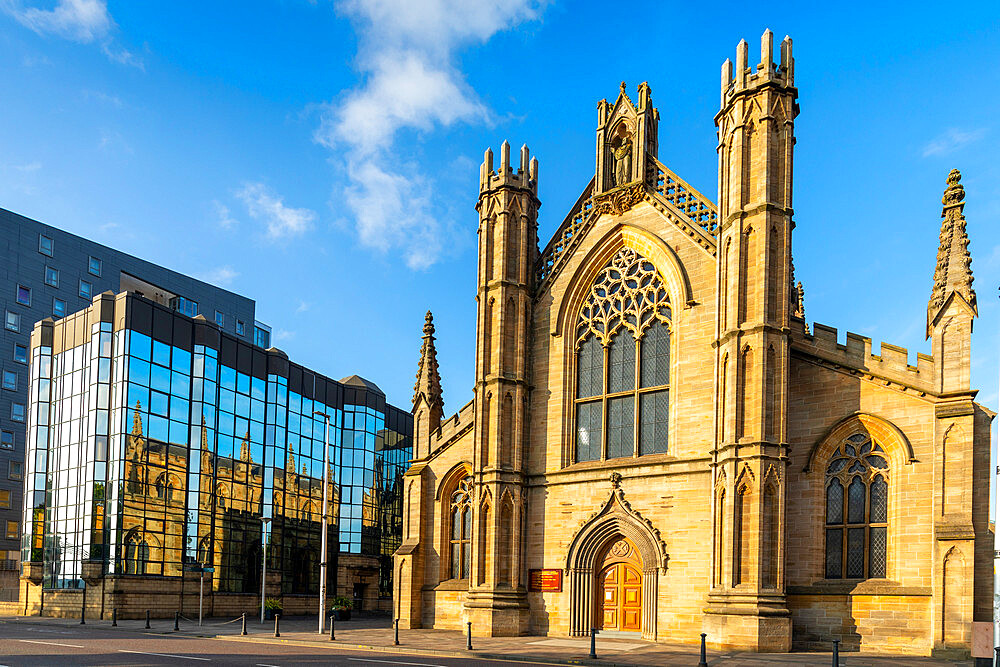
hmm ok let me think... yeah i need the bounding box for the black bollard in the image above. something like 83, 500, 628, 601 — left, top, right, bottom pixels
394, 618, 400, 646
589, 628, 598, 659
80, 600, 85, 625
274, 613, 280, 638
111, 608, 117, 627
145, 610, 151, 629
329, 615, 335, 641
832, 638, 840, 666
174, 611, 180, 631
698, 632, 708, 667
466, 622, 473, 651
241, 612, 247, 636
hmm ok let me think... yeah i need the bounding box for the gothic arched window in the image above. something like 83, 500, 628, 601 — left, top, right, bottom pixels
825, 433, 889, 579
124, 530, 150, 575
574, 248, 671, 462
449, 476, 473, 579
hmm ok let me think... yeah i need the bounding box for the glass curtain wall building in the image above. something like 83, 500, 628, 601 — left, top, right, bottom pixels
22, 292, 410, 615
1, 206, 264, 581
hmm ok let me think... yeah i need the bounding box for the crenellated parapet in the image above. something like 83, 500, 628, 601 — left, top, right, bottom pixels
479, 141, 538, 197
792, 322, 937, 394
719, 29, 794, 108
426, 399, 476, 457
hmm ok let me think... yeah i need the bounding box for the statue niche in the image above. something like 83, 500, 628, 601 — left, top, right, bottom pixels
610, 124, 633, 187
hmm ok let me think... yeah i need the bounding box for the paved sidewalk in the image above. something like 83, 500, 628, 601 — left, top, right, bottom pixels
0, 613, 975, 666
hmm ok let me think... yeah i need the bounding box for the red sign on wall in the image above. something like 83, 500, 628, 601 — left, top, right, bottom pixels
528, 569, 563, 592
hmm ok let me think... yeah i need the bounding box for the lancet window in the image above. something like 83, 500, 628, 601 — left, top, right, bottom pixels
574, 248, 671, 462
824, 433, 888, 579
449, 476, 473, 579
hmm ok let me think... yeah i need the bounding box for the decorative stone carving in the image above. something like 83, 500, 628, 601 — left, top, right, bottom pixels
593, 182, 645, 217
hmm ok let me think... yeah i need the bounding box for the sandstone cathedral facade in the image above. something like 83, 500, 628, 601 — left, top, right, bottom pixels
394, 31, 992, 657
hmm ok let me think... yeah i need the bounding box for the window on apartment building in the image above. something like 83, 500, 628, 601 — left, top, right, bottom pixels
2, 370, 16, 391
53, 298, 66, 318
38, 234, 53, 256
79, 280, 93, 299
169, 296, 199, 318
254, 324, 271, 349
13, 344, 27, 365
44, 266, 59, 287
8, 461, 22, 481
10, 403, 25, 422
236, 320, 246, 337
88, 256, 102, 276
15, 285, 31, 307
0, 489, 9, 509
215, 311, 224, 328
4, 311, 19, 332
5, 520, 16, 540
0, 431, 12, 450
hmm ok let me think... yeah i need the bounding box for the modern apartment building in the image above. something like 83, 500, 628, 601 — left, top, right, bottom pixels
20, 292, 410, 618
1, 206, 269, 594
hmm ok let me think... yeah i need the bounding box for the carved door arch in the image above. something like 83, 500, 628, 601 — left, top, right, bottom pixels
565, 485, 667, 640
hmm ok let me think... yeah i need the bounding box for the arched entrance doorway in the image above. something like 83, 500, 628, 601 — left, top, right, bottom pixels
565, 484, 667, 640
597, 539, 642, 632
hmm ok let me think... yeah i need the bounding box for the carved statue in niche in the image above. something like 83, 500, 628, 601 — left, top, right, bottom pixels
611, 125, 632, 187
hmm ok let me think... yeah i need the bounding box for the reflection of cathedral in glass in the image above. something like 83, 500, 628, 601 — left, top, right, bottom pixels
23, 292, 410, 603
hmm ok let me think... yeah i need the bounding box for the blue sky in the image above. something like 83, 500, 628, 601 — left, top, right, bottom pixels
0, 1, 997, 429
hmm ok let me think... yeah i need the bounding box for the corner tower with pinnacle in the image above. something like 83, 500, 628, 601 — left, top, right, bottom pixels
467, 141, 539, 635
707, 29, 797, 652
413, 311, 444, 460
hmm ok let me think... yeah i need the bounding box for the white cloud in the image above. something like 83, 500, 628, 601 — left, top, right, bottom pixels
4, 0, 111, 41
236, 182, 316, 240
3, 0, 142, 67
213, 200, 239, 229
295, 300, 311, 314
273, 328, 295, 343
98, 128, 132, 154
199, 266, 239, 287
316, 0, 543, 268
922, 128, 988, 157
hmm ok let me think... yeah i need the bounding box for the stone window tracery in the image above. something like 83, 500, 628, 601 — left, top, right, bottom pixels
449, 476, 473, 579
824, 433, 888, 579
574, 248, 671, 463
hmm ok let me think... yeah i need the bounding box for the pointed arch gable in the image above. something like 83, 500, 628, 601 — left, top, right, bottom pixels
566, 487, 667, 573
435, 461, 473, 500
804, 412, 915, 473
553, 224, 695, 340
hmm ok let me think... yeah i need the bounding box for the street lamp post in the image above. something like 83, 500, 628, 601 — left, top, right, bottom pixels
313, 411, 331, 635
260, 516, 271, 624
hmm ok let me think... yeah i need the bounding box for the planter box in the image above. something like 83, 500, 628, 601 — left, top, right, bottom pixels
264, 609, 282, 620
334, 609, 351, 622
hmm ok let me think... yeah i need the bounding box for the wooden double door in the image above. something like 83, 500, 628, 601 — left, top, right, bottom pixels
599, 561, 642, 632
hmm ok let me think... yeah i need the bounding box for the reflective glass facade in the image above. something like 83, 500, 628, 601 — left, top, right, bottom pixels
24, 292, 411, 600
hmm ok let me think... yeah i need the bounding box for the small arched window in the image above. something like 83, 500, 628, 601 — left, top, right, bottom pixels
124, 530, 150, 575
449, 477, 473, 579
574, 247, 671, 462
825, 433, 888, 579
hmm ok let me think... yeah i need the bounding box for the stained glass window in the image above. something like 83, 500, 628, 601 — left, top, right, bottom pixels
449, 476, 472, 579
824, 433, 889, 579
573, 248, 671, 463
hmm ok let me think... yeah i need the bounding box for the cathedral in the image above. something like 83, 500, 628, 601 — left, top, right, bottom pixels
394, 31, 992, 656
